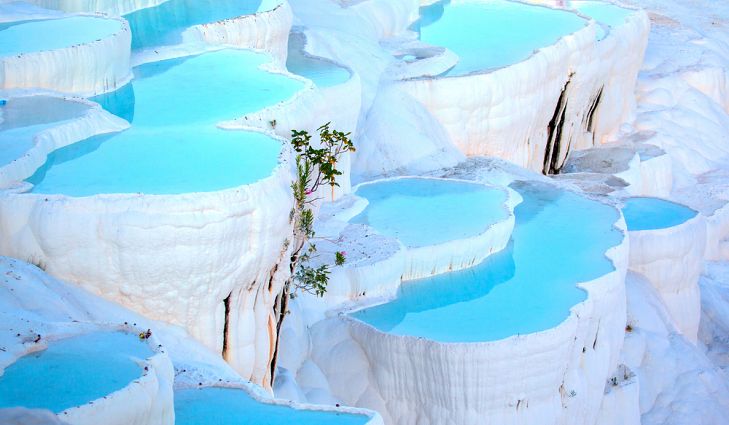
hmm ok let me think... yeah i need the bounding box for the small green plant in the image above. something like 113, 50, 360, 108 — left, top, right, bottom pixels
288, 122, 354, 297
335, 251, 347, 266
271, 123, 354, 379
291, 122, 355, 202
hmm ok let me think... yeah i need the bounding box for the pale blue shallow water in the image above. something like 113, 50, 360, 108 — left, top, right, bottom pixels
125, 0, 263, 50
27, 50, 303, 196
350, 178, 509, 248
0, 124, 64, 167
0, 17, 121, 56
418, 0, 586, 76
0, 331, 152, 413
0, 97, 89, 167
175, 387, 371, 425
572, 1, 633, 27
622, 197, 697, 231
286, 35, 350, 88
352, 182, 623, 342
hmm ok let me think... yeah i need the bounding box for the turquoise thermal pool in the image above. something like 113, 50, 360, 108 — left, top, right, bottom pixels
0, 97, 90, 167
0, 16, 122, 56
124, 0, 265, 50
175, 387, 371, 425
351, 182, 623, 342
27, 49, 304, 196
0, 331, 153, 413
350, 178, 509, 248
418, 0, 587, 76
622, 197, 697, 231
286, 34, 351, 88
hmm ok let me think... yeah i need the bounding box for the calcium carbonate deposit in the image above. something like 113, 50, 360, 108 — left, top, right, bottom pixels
1, 0, 729, 424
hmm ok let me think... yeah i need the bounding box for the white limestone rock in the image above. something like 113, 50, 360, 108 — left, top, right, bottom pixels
627, 207, 707, 342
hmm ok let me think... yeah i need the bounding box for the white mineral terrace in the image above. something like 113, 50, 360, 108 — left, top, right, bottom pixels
1, 0, 729, 424
0, 12, 132, 95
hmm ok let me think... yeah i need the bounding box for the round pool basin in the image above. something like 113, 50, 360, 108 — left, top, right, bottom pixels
417, 0, 587, 76
350, 178, 510, 248
351, 182, 623, 342
622, 197, 697, 231
0, 331, 153, 413
0, 16, 122, 57
175, 387, 371, 425
26, 49, 304, 196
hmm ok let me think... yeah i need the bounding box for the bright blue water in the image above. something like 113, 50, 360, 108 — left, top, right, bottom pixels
286, 36, 350, 87
0, 17, 121, 56
350, 178, 509, 248
622, 197, 697, 231
27, 50, 304, 196
0, 331, 153, 413
124, 0, 263, 50
418, 0, 586, 76
175, 387, 371, 425
351, 182, 623, 342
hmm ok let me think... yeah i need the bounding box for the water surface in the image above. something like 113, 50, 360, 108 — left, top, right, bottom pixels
352, 182, 622, 342
622, 197, 697, 231
350, 178, 509, 248
27, 50, 303, 196
418, 0, 586, 76
0, 17, 121, 56
0, 331, 152, 413
175, 387, 371, 425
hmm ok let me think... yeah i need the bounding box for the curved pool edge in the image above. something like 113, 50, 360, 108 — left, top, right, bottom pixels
354, 176, 519, 281
1, 327, 174, 425
627, 205, 707, 342
331, 188, 630, 425
8, 46, 312, 198
310, 176, 519, 305
0, 94, 129, 190
0, 15, 132, 96
176, 383, 384, 425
